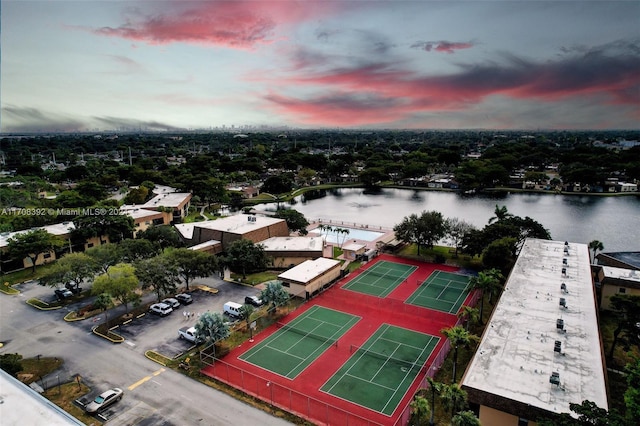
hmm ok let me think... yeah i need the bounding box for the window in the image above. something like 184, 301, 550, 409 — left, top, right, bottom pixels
43, 253, 51, 259
282, 282, 290, 287
518, 418, 529, 426
87, 242, 94, 248
619, 288, 627, 294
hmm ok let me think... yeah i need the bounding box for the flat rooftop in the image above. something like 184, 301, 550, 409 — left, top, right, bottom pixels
601, 265, 640, 283
260, 236, 323, 252
142, 192, 191, 209
278, 258, 341, 284
0, 222, 75, 249
188, 214, 285, 235
461, 238, 607, 416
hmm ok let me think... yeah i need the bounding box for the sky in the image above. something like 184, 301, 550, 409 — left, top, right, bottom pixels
1, 0, 639, 132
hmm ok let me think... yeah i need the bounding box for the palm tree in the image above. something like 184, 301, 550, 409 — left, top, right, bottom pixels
457, 306, 480, 331
239, 304, 255, 340
488, 204, 513, 224
410, 394, 430, 425
442, 326, 480, 382
194, 312, 230, 345
426, 377, 442, 426
470, 270, 499, 323
452, 410, 481, 426
260, 281, 290, 314
485, 268, 504, 304
588, 240, 604, 262
440, 383, 468, 420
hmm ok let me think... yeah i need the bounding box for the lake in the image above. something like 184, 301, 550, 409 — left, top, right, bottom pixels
255, 188, 640, 252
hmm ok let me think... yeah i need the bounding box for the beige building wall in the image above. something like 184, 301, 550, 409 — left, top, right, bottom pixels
600, 284, 640, 310
479, 405, 538, 426
281, 263, 342, 297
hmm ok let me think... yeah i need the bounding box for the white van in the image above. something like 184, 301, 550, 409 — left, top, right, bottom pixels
223, 301, 243, 318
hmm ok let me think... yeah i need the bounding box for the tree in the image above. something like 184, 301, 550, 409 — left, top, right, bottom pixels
394, 210, 447, 255
482, 237, 518, 273
440, 383, 468, 420
457, 306, 480, 331
165, 248, 217, 291
470, 271, 497, 323
538, 400, 625, 426
441, 326, 480, 382
589, 240, 604, 261
260, 281, 289, 313
92, 263, 140, 314
38, 252, 96, 292
93, 293, 113, 326
224, 239, 268, 280
0, 353, 23, 377
452, 410, 481, 426
334, 227, 351, 248
194, 312, 230, 343
136, 225, 184, 249
85, 243, 121, 275
608, 294, 640, 359
489, 204, 513, 223
273, 209, 310, 236
71, 212, 134, 244
117, 238, 159, 262
624, 356, 640, 423
239, 304, 256, 340
135, 255, 179, 301
262, 175, 293, 195
426, 377, 442, 426
410, 394, 430, 425
446, 218, 476, 257
7, 229, 64, 273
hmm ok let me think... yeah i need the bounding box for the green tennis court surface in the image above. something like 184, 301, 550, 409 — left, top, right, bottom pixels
321, 324, 439, 415
341, 260, 417, 297
406, 270, 471, 313
239, 306, 360, 379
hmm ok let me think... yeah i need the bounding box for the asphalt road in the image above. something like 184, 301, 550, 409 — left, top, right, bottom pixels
0, 277, 290, 426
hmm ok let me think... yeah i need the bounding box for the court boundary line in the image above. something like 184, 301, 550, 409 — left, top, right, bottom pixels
406, 271, 472, 314
240, 306, 361, 379
321, 324, 438, 415
341, 261, 417, 298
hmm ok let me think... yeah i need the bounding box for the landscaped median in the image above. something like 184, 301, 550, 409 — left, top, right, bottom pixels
26, 298, 63, 310
91, 324, 124, 343
0, 281, 20, 295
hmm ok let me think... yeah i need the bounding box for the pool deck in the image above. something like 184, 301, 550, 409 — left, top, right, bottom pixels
305, 221, 397, 259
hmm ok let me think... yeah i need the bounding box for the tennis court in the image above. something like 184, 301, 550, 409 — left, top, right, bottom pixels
239, 306, 360, 379
341, 260, 417, 297
321, 324, 439, 415
406, 270, 471, 313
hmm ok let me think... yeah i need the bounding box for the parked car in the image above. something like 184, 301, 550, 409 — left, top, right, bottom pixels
245, 295, 263, 307
162, 298, 180, 309
64, 283, 83, 294
149, 302, 173, 316
175, 293, 193, 305
54, 288, 74, 300
178, 326, 201, 343
85, 387, 123, 413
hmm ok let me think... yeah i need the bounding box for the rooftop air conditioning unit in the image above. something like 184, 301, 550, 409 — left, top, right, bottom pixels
550, 372, 561, 385
559, 298, 567, 308
556, 319, 564, 330
561, 283, 567, 292
554, 340, 562, 353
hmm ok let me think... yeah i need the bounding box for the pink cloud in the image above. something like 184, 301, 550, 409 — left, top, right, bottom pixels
411, 40, 475, 54
92, 1, 338, 49
262, 44, 640, 126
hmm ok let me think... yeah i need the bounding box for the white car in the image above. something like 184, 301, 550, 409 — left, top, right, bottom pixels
85, 387, 123, 413
150, 302, 173, 316
162, 298, 180, 309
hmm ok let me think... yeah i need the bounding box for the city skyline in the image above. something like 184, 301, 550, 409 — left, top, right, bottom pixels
2, 1, 639, 132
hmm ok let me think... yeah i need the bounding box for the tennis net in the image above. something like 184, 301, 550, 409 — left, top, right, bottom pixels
277, 322, 338, 347
360, 269, 407, 281
350, 344, 425, 372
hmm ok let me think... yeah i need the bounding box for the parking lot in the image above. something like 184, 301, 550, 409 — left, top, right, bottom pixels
108, 278, 263, 359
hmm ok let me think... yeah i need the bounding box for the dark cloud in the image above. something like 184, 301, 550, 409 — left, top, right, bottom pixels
92, 116, 185, 131
2, 105, 86, 133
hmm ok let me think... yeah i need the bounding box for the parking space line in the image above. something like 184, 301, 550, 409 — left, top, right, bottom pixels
128, 368, 165, 391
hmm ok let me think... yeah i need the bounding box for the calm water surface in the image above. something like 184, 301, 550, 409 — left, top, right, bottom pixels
257, 188, 640, 252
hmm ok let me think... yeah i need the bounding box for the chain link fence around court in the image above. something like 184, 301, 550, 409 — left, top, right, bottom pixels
198, 279, 480, 425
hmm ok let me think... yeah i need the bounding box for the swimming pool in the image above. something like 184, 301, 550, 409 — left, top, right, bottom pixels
319, 226, 385, 243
